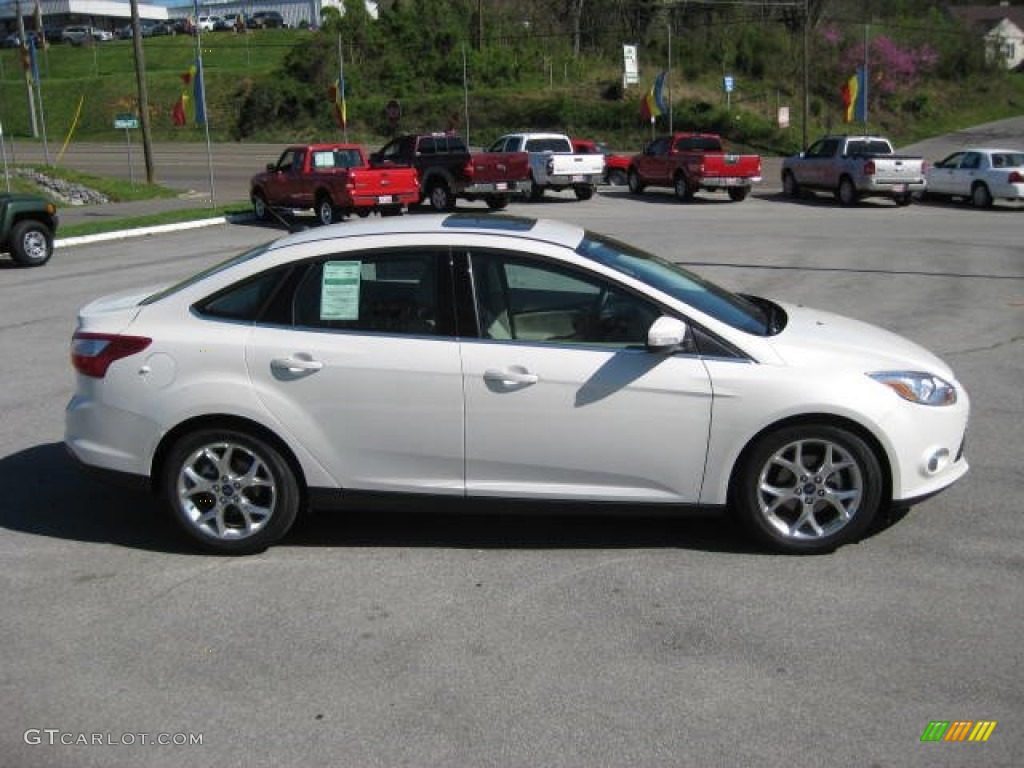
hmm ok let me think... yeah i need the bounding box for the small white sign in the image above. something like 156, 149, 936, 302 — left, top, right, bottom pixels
623, 45, 638, 86
778, 106, 790, 129
321, 261, 361, 320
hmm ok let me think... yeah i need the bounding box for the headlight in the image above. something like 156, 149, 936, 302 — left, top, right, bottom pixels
868, 371, 957, 406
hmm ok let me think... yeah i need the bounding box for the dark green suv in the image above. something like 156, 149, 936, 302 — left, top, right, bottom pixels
1, 193, 58, 267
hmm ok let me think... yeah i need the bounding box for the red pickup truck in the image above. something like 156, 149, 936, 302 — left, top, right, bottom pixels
627, 133, 762, 202
250, 143, 420, 226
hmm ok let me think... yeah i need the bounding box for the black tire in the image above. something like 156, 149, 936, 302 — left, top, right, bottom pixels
627, 168, 644, 195
251, 191, 271, 222
971, 182, 993, 209
606, 168, 627, 187
574, 185, 594, 201
731, 424, 883, 554
894, 191, 913, 207
485, 194, 509, 210
316, 195, 337, 226
837, 177, 858, 206
728, 187, 750, 202
162, 427, 301, 555
380, 205, 403, 217
527, 176, 545, 202
674, 174, 695, 202
427, 182, 456, 212
9, 220, 53, 267
782, 171, 800, 198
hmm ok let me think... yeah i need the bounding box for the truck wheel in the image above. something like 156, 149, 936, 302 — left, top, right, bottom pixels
894, 191, 913, 207
837, 177, 858, 206
574, 185, 594, 201
485, 195, 509, 210
674, 174, 695, 202
428, 182, 456, 212
252, 192, 271, 222
627, 169, 644, 195
728, 187, 750, 202
315, 195, 338, 226
526, 176, 545, 202
971, 182, 993, 209
606, 168, 627, 187
380, 205, 403, 217
782, 171, 800, 198
9, 220, 53, 267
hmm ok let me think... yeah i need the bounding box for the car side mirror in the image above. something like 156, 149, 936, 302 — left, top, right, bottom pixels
266, 163, 277, 172
646, 316, 689, 352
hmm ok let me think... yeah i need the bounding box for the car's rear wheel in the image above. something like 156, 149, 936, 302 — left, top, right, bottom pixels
574, 185, 594, 201
252, 192, 271, 222
526, 176, 545, 202
428, 182, 456, 212
9, 220, 53, 267
971, 182, 993, 209
627, 169, 644, 194
163, 428, 300, 555
837, 177, 858, 206
316, 195, 338, 226
674, 174, 695, 202
894, 191, 913, 206
485, 194, 509, 210
728, 187, 750, 202
782, 171, 800, 198
732, 424, 882, 554
606, 168, 627, 187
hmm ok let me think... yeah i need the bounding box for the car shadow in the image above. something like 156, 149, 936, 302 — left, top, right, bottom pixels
1, 443, 772, 555
769, 192, 906, 209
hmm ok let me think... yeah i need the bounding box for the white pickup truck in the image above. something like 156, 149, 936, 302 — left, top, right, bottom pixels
781, 135, 926, 206
489, 132, 605, 201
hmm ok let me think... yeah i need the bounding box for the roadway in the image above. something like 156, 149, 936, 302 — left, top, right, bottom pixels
1, 148, 1022, 767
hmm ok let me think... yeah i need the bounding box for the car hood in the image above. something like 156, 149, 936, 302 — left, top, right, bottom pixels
766, 301, 955, 378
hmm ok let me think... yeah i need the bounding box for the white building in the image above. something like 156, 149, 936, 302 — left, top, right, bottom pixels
949, 3, 1024, 70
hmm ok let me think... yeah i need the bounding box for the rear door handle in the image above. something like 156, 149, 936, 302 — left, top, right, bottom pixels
271, 356, 324, 374
484, 368, 539, 385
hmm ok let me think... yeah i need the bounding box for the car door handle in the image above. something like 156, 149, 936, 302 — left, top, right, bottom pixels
484, 368, 539, 385
271, 356, 324, 374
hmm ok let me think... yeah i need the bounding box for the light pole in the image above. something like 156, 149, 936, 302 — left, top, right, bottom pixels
129, 0, 155, 183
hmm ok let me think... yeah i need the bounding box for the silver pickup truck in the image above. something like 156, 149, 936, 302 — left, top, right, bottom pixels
490, 132, 605, 201
781, 135, 926, 206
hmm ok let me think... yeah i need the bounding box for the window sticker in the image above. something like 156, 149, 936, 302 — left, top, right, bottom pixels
321, 261, 362, 320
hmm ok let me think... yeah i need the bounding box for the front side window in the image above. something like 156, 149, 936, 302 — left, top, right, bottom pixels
469, 251, 660, 347
292, 250, 447, 336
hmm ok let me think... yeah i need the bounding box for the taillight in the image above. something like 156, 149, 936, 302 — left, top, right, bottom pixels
1009, 170, 1023, 183
71, 332, 151, 378
546, 157, 554, 175
921, 160, 928, 174
463, 160, 475, 180
863, 160, 876, 176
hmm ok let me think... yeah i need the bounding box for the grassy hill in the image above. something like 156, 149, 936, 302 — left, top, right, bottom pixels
2, 28, 1022, 155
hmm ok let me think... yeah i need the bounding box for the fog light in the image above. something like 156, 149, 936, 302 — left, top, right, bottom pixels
924, 448, 951, 476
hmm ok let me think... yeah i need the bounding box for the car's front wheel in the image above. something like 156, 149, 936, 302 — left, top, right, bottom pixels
162, 428, 301, 555
316, 195, 338, 226
732, 424, 883, 554
9, 220, 53, 267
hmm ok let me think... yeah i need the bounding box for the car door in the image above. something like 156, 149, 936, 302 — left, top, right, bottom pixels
951, 151, 982, 197
246, 247, 465, 495
636, 137, 671, 184
458, 249, 714, 503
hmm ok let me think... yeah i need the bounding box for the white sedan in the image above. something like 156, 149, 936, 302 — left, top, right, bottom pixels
924, 147, 1024, 207
65, 215, 969, 555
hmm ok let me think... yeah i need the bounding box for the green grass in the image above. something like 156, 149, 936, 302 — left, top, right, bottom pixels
59, 203, 253, 239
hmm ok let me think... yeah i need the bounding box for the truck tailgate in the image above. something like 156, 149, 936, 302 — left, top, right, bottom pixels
549, 153, 605, 177
348, 168, 419, 199
700, 153, 762, 179
469, 152, 531, 183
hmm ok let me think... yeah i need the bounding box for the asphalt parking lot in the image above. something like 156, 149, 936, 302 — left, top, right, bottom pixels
1, 187, 1021, 767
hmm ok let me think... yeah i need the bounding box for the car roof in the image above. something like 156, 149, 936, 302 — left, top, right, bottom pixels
266, 214, 586, 253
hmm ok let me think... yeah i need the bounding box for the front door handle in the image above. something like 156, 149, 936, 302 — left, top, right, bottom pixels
484, 368, 539, 385
271, 356, 324, 374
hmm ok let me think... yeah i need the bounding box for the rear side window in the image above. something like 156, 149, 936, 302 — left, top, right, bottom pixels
194, 265, 293, 321
292, 250, 450, 336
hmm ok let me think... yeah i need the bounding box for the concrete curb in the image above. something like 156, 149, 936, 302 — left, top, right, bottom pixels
55, 216, 231, 249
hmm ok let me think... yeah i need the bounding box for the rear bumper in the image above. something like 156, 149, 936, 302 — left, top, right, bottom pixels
701, 176, 762, 188
547, 174, 602, 186
462, 180, 524, 196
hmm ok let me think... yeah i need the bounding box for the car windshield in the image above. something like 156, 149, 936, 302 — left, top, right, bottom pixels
576, 232, 770, 335
141, 243, 272, 305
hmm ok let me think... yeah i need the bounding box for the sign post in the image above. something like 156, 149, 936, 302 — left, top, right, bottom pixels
723, 75, 735, 111
114, 113, 140, 186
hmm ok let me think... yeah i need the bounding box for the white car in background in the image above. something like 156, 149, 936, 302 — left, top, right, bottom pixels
65, 215, 969, 556
197, 16, 222, 32
924, 147, 1024, 207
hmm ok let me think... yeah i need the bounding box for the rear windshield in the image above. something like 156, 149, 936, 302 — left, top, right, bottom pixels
525, 138, 572, 153
845, 140, 893, 155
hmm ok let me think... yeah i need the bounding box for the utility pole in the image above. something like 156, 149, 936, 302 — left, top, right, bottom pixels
129, 0, 156, 183
802, 0, 809, 151
15, 1, 39, 138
